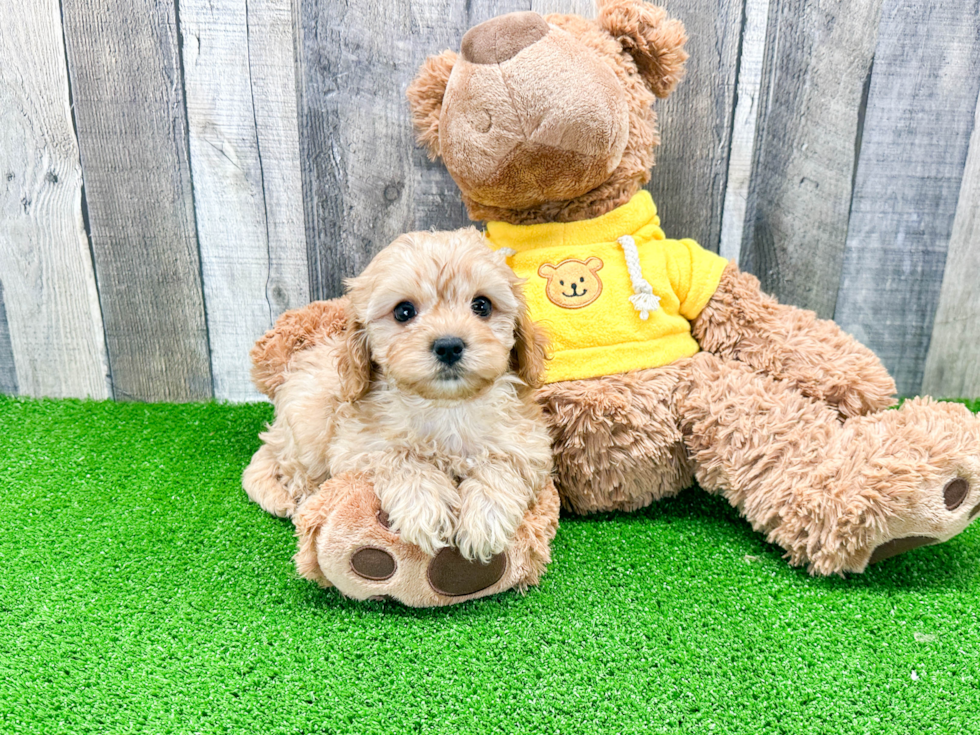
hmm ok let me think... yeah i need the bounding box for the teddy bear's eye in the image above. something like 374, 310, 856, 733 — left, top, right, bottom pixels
559, 280, 564, 286
471, 296, 492, 318
393, 301, 417, 323
580, 277, 585, 282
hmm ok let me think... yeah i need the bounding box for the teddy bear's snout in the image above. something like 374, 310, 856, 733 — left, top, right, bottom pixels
441, 21, 631, 210
460, 11, 550, 65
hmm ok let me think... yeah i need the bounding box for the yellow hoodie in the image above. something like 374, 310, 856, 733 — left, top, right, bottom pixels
485, 191, 728, 383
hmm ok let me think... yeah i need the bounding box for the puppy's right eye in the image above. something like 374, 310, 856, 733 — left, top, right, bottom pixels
393, 301, 417, 323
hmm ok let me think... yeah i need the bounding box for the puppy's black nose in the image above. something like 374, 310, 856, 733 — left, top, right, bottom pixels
432, 337, 466, 366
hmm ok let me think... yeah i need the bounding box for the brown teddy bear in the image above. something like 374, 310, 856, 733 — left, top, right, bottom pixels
403, 0, 980, 575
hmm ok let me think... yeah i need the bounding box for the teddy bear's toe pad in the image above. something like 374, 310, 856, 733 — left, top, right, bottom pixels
299, 473, 559, 607
869, 536, 939, 564
350, 547, 397, 580
427, 549, 507, 596
944, 478, 970, 510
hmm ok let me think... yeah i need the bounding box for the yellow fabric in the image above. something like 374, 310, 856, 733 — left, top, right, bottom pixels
485, 191, 728, 383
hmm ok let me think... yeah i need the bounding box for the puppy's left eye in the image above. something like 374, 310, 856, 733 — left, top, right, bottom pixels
471, 296, 492, 318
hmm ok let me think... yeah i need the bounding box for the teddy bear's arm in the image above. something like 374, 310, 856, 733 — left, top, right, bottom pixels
691, 262, 897, 418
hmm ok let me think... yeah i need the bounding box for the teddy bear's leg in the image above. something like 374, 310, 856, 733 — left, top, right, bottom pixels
693, 263, 897, 418
293, 472, 561, 606
536, 366, 695, 514
676, 351, 980, 575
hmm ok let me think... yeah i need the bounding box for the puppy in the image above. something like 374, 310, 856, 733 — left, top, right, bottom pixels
243, 228, 552, 562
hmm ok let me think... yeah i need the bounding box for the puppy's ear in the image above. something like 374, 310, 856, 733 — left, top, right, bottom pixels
596, 0, 688, 98
292, 490, 333, 588
511, 292, 550, 391
335, 312, 373, 402
407, 50, 458, 160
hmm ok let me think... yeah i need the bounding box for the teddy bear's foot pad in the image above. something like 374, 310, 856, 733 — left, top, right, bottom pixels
294, 472, 559, 607
427, 549, 507, 596
350, 547, 397, 580
869, 536, 939, 564
869, 477, 980, 565
869, 477, 974, 563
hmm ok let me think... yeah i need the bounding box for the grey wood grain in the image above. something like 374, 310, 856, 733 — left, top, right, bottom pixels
645, 0, 744, 253
921, 92, 980, 398
297, 0, 594, 299
739, 0, 884, 317
180, 0, 309, 402
834, 0, 980, 397
0, 0, 109, 399
719, 0, 769, 263
0, 281, 17, 395
531, 0, 594, 15
62, 0, 212, 401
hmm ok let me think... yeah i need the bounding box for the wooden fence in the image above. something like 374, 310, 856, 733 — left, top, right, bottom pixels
1, 0, 978, 402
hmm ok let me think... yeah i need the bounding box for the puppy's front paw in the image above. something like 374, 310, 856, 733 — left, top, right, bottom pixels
455, 482, 523, 564
382, 494, 456, 558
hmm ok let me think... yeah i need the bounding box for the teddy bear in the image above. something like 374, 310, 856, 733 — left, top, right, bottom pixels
400, 0, 980, 575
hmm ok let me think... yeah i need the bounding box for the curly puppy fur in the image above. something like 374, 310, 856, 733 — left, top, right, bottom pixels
244, 228, 552, 564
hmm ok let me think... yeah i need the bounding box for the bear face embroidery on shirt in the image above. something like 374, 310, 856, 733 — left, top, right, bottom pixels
538, 257, 604, 309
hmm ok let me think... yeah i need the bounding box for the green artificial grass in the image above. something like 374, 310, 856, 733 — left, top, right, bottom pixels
2, 397, 980, 735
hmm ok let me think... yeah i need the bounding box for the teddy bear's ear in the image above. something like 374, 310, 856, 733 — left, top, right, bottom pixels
406, 50, 458, 160
585, 257, 604, 272
538, 263, 557, 279
596, 0, 688, 98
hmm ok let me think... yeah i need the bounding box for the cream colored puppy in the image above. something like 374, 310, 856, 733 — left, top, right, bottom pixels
243, 228, 552, 562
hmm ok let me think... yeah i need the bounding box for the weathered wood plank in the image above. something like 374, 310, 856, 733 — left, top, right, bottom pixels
300, 0, 450, 300
0, 281, 17, 395
917, 86, 980, 398
298, 0, 596, 300
0, 0, 109, 399
180, 0, 309, 402
719, 0, 769, 263
62, 0, 212, 401
834, 0, 980, 397
739, 0, 884, 317
645, 0, 744, 253
531, 0, 594, 16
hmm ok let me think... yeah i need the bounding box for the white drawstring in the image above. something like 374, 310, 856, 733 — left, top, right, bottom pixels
617, 235, 660, 320
496, 247, 517, 260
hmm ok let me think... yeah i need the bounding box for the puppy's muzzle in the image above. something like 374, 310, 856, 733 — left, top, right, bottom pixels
432, 336, 466, 367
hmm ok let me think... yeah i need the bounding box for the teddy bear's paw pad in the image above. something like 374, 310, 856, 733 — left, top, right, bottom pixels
869, 536, 939, 565
868, 476, 980, 567
350, 547, 397, 581
944, 478, 970, 510
376, 509, 391, 529
427, 548, 507, 596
